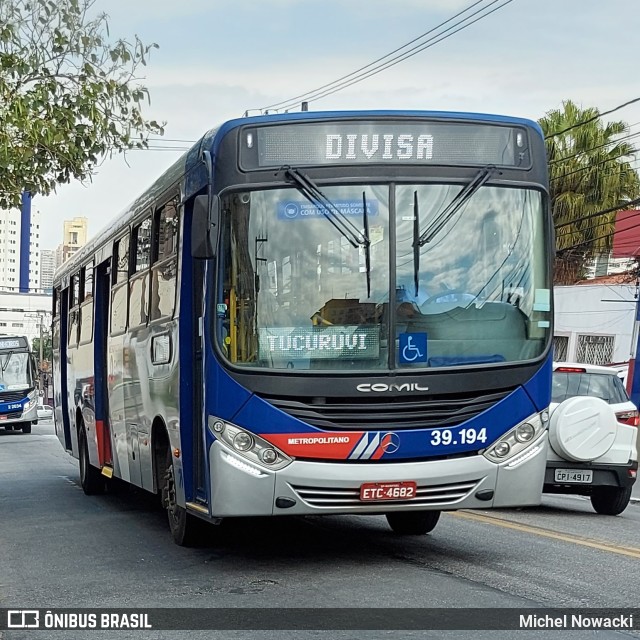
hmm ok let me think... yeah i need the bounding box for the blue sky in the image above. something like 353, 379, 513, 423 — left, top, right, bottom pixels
36, 0, 640, 248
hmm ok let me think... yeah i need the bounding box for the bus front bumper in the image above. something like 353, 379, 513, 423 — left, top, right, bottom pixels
0, 403, 38, 427
207, 434, 548, 518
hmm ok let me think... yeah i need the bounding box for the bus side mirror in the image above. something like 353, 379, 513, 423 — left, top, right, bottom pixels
192, 194, 219, 259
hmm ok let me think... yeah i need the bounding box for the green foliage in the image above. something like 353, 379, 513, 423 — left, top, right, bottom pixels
539, 100, 640, 284
32, 334, 52, 362
0, 0, 164, 209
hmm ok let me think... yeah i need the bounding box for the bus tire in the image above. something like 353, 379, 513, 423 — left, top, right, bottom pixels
386, 510, 441, 535
590, 486, 632, 515
21, 422, 32, 434
162, 448, 203, 546
79, 426, 105, 495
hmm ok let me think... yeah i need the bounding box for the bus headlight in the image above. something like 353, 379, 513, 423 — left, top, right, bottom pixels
233, 432, 254, 452
484, 412, 545, 464
24, 392, 38, 412
494, 442, 511, 457
515, 423, 535, 443
208, 416, 292, 471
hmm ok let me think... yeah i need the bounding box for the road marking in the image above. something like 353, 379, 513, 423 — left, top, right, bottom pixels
451, 510, 640, 560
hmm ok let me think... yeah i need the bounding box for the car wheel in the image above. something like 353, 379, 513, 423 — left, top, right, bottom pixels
590, 486, 632, 515
21, 422, 32, 434
386, 510, 441, 535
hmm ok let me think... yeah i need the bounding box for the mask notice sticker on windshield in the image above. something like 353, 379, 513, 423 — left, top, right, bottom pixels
278, 199, 379, 220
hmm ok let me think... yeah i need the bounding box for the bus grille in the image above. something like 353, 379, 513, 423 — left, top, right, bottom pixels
0, 411, 22, 419
0, 391, 28, 403
290, 479, 480, 508
256, 388, 512, 430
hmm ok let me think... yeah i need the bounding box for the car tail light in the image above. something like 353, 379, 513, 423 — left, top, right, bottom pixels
616, 410, 639, 426
555, 367, 587, 373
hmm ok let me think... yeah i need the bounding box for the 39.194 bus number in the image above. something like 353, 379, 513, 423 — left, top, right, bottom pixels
430, 427, 488, 447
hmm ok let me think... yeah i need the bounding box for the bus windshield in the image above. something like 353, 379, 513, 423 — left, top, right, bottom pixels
217, 183, 550, 371
0, 352, 32, 391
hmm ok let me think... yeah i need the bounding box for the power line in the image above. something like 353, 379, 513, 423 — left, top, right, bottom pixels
557, 216, 622, 239
545, 97, 640, 139
276, 0, 515, 111
557, 216, 640, 253
554, 197, 640, 230
550, 147, 639, 183
261, 0, 490, 111
258, 0, 515, 113
548, 128, 640, 166
292, 0, 515, 111
556, 210, 639, 239
128, 146, 192, 152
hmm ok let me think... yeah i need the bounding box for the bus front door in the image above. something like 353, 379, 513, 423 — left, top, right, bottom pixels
93, 261, 113, 469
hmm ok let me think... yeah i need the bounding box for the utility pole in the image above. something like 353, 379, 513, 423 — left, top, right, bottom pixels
629, 286, 640, 409
39, 317, 44, 397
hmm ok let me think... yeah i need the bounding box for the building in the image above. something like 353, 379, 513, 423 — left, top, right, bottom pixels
0, 291, 52, 345
40, 249, 56, 292
554, 280, 636, 365
55, 216, 88, 267
0, 193, 41, 293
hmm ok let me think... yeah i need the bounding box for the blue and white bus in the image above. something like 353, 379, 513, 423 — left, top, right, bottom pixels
53, 110, 554, 545
0, 334, 39, 433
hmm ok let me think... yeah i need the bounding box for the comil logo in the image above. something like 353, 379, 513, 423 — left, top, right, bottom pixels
8, 610, 40, 628
356, 382, 429, 393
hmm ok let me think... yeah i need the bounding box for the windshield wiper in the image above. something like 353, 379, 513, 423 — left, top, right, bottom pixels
1, 351, 14, 374
418, 165, 497, 246
412, 190, 420, 298
283, 166, 367, 249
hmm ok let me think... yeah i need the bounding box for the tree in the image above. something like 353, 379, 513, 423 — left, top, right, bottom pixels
0, 0, 164, 209
32, 334, 52, 363
539, 101, 640, 284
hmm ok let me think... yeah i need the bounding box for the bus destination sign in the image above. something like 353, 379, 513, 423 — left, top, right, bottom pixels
259, 326, 380, 361
0, 339, 23, 350
240, 120, 530, 170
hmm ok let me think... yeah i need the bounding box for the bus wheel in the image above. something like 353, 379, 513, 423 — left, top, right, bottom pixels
21, 422, 32, 434
386, 510, 441, 535
78, 426, 105, 495
162, 449, 203, 546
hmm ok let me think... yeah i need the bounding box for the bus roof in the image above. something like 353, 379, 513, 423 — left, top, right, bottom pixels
54, 109, 544, 285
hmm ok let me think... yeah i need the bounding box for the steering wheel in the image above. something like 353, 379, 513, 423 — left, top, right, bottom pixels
422, 289, 477, 306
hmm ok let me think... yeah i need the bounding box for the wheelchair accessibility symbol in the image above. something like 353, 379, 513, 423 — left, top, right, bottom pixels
399, 333, 427, 364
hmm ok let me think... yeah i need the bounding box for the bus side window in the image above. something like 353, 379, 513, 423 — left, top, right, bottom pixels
129, 217, 152, 328
111, 234, 130, 336
150, 198, 179, 322
68, 274, 80, 348
52, 287, 60, 351
79, 261, 94, 345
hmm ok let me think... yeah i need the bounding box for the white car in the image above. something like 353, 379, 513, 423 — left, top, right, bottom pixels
36, 404, 54, 420
546, 362, 638, 515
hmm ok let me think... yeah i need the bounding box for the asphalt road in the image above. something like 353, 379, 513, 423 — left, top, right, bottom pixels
1, 420, 639, 640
